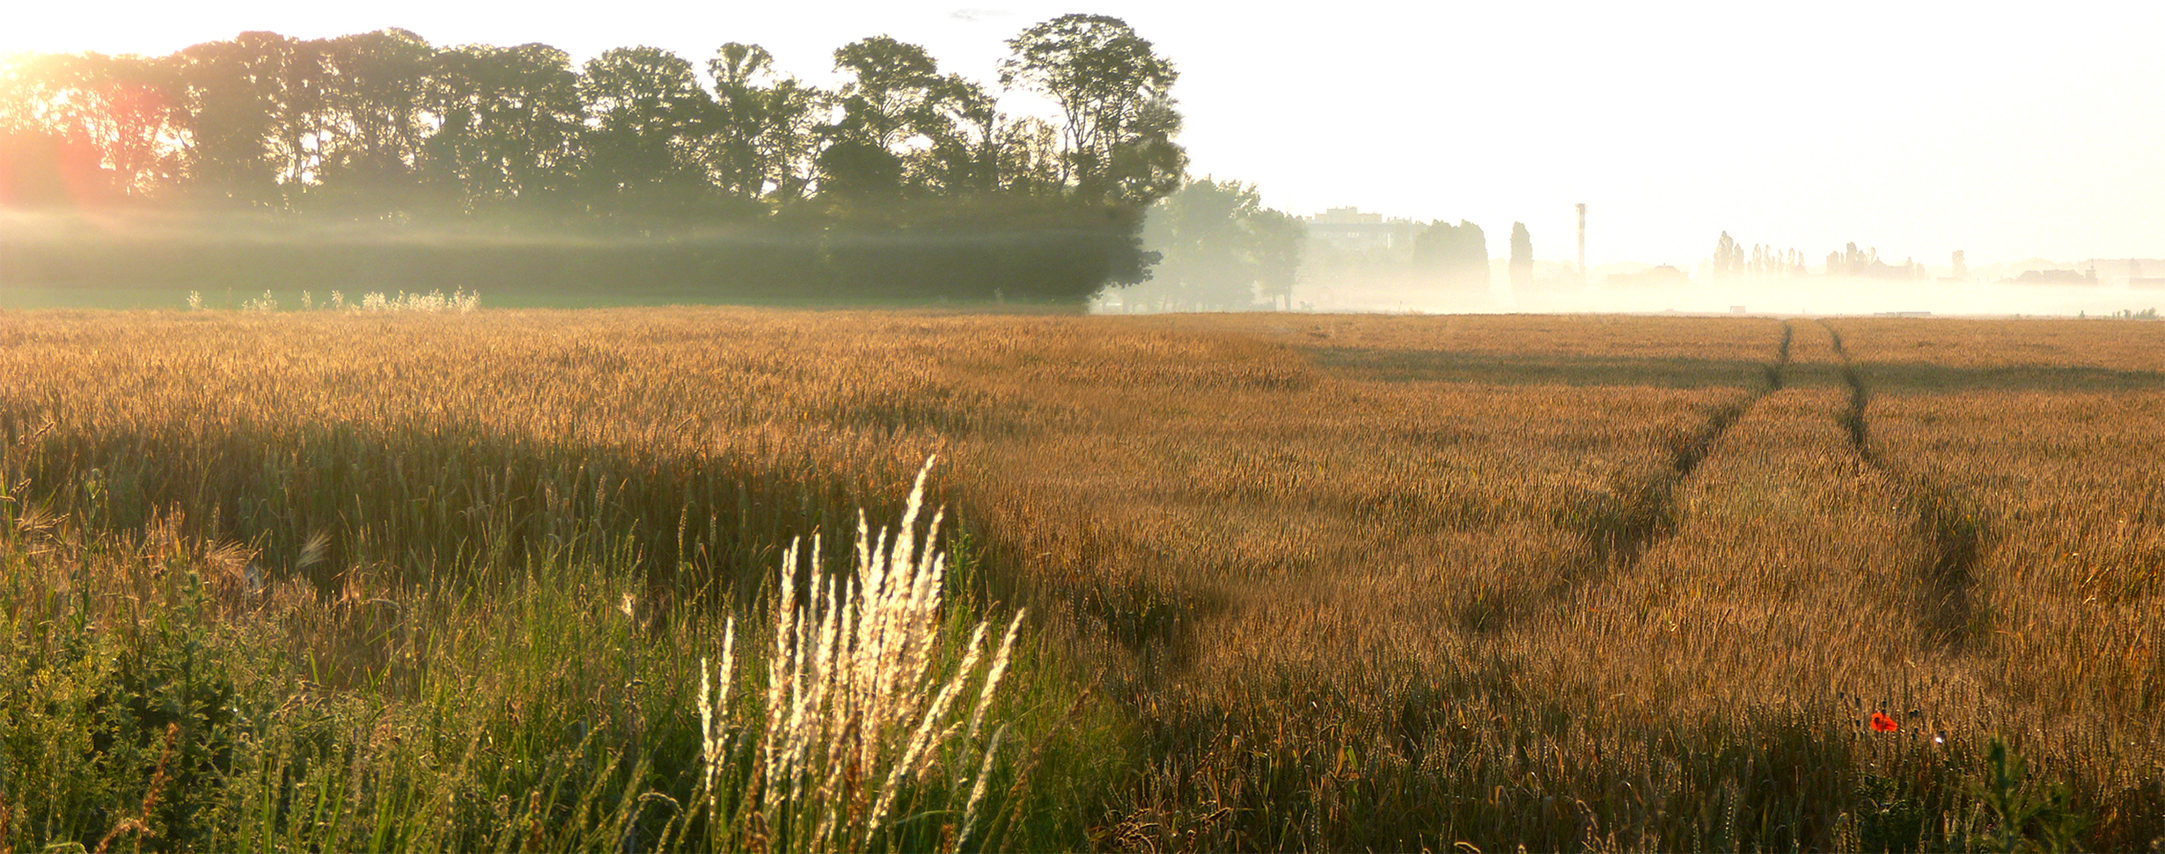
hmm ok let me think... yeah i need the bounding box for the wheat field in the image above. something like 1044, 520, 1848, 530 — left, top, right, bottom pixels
0, 307, 2158, 851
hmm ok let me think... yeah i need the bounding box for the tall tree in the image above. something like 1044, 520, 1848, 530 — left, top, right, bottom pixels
757, 77, 827, 203
1415, 220, 1488, 288
265, 38, 333, 203
999, 14, 1182, 208
1249, 207, 1305, 310
704, 44, 827, 205
1713, 231, 1742, 279
1509, 221, 1533, 289
0, 51, 184, 202
1843, 241, 1870, 276
1128, 177, 1301, 311
310, 29, 435, 215
891, 70, 1000, 196
169, 31, 298, 206
421, 42, 584, 212
831, 36, 940, 151
705, 43, 789, 201
577, 46, 715, 216
1098, 94, 1183, 209
821, 36, 946, 201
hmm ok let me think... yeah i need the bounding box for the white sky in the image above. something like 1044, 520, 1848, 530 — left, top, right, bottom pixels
5, 0, 2160, 267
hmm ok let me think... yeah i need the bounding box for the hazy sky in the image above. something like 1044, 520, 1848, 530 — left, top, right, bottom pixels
6, 1, 2160, 267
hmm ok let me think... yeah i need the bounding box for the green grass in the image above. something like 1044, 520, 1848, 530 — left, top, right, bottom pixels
0, 481, 1119, 852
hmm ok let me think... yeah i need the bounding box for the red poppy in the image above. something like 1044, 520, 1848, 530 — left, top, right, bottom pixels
1870, 711, 1899, 732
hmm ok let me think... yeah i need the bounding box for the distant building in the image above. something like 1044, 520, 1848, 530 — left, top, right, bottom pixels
1305, 207, 1420, 253
2081, 258, 2165, 286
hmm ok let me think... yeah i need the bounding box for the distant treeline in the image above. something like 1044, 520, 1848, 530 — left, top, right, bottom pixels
0, 18, 1184, 301
1715, 232, 1961, 282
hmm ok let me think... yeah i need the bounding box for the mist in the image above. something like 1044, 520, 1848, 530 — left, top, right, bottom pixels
7, 15, 2162, 318
1110, 191, 2164, 318
1297, 272, 2163, 319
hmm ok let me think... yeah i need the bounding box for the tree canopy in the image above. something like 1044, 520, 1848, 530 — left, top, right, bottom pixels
1123, 177, 1302, 311
1000, 15, 1184, 208
1414, 220, 1488, 288
0, 20, 1188, 301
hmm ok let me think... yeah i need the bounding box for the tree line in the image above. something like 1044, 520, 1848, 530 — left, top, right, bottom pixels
1714, 232, 1937, 281
1120, 177, 1303, 311
0, 18, 1185, 302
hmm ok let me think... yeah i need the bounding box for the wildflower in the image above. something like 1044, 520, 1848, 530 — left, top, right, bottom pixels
1870, 711, 1899, 732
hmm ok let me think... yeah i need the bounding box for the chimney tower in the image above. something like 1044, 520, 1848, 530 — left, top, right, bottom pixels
1575, 203, 1587, 280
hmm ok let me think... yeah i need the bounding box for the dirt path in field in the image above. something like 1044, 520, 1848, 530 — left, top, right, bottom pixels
1820, 320, 1984, 648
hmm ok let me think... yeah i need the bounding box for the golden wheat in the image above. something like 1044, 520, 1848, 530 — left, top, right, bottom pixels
2, 307, 2158, 850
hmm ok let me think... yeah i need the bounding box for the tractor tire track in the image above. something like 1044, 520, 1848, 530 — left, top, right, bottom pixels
1763, 319, 1792, 392
1466, 321, 1795, 632
1819, 320, 1985, 648
1610, 320, 1794, 568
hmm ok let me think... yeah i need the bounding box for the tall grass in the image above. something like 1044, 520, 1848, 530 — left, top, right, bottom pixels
192, 288, 482, 313
0, 451, 1083, 851
683, 457, 1025, 851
